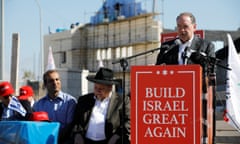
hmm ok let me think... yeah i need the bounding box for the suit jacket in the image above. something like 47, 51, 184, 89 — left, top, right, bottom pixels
72, 92, 130, 143
156, 35, 215, 92
156, 35, 215, 65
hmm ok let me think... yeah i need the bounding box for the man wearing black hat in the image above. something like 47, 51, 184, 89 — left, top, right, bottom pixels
72, 67, 130, 144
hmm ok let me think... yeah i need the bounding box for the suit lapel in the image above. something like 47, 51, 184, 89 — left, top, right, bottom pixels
85, 94, 96, 130
187, 36, 202, 64
106, 93, 119, 120
172, 47, 179, 64
189, 36, 201, 51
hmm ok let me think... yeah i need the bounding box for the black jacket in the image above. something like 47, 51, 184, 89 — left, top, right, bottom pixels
156, 36, 215, 92
72, 92, 130, 143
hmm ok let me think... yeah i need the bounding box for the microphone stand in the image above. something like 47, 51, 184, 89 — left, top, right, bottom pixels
112, 47, 161, 65
207, 57, 231, 71
112, 47, 161, 144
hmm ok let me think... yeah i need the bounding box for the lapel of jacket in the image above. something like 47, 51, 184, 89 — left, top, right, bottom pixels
187, 36, 202, 64
106, 92, 119, 120
164, 40, 179, 64
172, 46, 179, 64
189, 36, 202, 52
85, 94, 96, 130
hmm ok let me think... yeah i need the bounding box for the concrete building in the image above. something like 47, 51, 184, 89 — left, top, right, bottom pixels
44, 12, 162, 97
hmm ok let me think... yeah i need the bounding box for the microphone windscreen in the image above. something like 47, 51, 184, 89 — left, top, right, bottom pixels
190, 52, 207, 65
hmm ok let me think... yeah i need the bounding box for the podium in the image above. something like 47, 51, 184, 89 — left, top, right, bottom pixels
131, 65, 214, 144
0, 121, 60, 144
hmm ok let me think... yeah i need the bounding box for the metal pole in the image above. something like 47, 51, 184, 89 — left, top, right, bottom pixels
10, 33, 20, 91
210, 73, 216, 144
0, 0, 4, 80
34, 0, 43, 78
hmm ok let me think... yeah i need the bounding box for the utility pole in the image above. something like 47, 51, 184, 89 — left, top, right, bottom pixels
161, 0, 164, 28
34, 0, 43, 78
0, 0, 4, 80
10, 33, 20, 91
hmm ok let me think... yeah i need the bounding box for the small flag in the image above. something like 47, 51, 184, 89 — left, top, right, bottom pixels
46, 46, 56, 71
224, 33, 240, 132
8, 96, 27, 117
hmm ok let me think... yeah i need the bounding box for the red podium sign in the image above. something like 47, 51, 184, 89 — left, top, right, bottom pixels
131, 65, 202, 144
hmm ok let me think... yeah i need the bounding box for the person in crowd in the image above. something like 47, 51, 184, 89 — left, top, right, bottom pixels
72, 67, 130, 144
33, 69, 77, 143
155, 12, 215, 92
18, 85, 35, 107
0, 81, 33, 121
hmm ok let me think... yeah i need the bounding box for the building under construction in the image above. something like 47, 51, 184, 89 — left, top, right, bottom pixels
44, 0, 162, 97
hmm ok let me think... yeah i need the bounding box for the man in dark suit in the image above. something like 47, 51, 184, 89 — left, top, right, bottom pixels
156, 12, 215, 93
72, 67, 130, 144
156, 12, 216, 141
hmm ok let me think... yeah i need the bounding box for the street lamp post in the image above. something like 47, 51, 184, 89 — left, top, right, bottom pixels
0, 0, 4, 80
34, 0, 43, 79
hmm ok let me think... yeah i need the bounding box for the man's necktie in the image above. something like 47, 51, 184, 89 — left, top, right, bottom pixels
182, 47, 189, 65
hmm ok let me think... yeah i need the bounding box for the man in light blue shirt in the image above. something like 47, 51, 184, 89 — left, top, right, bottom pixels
33, 70, 77, 143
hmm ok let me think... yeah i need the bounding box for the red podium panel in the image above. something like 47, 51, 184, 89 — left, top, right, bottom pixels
131, 65, 202, 144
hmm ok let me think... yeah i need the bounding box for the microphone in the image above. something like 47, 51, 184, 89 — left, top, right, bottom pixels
190, 52, 207, 65
182, 47, 196, 65
198, 52, 220, 64
190, 51, 218, 65
188, 51, 231, 71
163, 39, 181, 54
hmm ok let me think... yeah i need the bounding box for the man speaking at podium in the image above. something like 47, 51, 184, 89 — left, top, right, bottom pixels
155, 12, 215, 93
155, 12, 216, 142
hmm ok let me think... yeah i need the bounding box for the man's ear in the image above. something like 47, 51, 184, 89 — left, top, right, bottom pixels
193, 23, 197, 30
42, 83, 46, 90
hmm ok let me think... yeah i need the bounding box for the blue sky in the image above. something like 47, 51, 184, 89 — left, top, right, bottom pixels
4, 0, 240, 81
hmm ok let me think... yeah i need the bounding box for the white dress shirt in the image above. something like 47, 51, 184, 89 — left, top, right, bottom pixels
86, 94, 111, 141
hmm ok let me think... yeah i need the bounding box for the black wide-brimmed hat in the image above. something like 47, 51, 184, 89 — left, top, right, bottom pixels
86, 67, 119, 85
